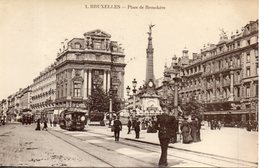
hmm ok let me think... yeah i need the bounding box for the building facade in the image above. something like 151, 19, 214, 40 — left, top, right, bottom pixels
19, 86, 32, 112
31, 64, 56, 120
163, 20, 258, 122
55, 29, 126, 113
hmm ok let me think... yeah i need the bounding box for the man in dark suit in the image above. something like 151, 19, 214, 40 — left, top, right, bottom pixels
113, 116, 122, 141
155, 112, 176, 167
134, 118, 141, 139
127, 117, 132, 134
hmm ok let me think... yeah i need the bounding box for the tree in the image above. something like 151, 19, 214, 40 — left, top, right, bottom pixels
180, 95, 204, 120
87, 86, 110, 113
86, 86, 124, 114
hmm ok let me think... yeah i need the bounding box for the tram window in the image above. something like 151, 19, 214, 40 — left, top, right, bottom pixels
65, 114, 72, 120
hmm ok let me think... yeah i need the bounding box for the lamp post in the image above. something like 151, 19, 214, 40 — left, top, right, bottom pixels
126, 78, 137, 119
163, 74, 180, 117
108, 88, 113, 127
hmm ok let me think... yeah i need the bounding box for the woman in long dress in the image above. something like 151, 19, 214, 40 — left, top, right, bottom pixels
35, 118, 41, 131
190, 119, 198, 142
181, 118, 192, 144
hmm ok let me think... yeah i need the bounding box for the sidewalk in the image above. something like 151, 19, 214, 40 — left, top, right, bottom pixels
85, 124, 258, 163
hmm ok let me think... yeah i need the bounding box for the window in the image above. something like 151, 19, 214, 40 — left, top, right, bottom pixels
257, 63, 259, 75
237, 41, 240, 47
246, 67, 250, 77
94, 42, 101, 50
57, 86, 59, 98
237, 72, 240, 82
237, 57, 240, 66
247, 39, 251, 46
246, 86, 250, 97
73, 82, 82, 97
75, 43, 81, 49
256, 84, 258, 97
246, 52, 250, 62
60, 85, 63, 97
237, 87, 240, 97
64, 83, 67, 97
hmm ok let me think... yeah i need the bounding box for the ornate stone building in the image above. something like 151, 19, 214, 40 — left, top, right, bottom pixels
163, 20, 258, 122
55, 29, 126, 113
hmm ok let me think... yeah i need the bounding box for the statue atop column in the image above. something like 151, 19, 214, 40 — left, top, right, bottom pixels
147, 24, 155, 37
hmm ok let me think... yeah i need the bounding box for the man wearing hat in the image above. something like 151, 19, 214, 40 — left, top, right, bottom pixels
155, 110, 176, 167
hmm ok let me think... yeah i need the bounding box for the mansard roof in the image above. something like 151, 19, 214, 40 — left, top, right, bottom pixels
83, 29, 111, 38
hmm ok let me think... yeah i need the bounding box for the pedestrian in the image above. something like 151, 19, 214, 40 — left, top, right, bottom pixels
141, 119, 146, 130
42, 119, 48, 131
50, 119, 53, 127
196, 117, 201, 141
180, 117, 192, 144
246, 120, 252, 131
113, 116, 122, 141
190, 117, 198, 142
151, 117, 157, 133
35, 118, 41, 131
111, 117, 115, 132
217, 120, 221, 130
127, 117, 132, 134
210, 119, 214, 130
169, 116, 177, 143
155, 112, 176, 167
147, 119, 153, 133
134, 118, 140, 139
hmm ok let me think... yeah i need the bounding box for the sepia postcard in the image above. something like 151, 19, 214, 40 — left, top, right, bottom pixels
0, 0, 258, 167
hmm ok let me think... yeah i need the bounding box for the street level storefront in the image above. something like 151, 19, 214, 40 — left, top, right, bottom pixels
204, 109, 256, 124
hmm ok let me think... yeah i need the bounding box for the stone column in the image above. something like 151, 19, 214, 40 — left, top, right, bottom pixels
67, 70, 72, 99
230, 71, 234, 101
107, 71, 111, 91
212, 75, 216, 100
103, 70, 107, 92
88, 69, 92, 96
219, 73, 223, 99
250, 81, 254, 97
83, 70, 87, 99
121, 71, 125, 99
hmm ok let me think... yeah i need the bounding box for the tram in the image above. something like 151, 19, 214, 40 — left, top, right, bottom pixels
59, 108, 88, 131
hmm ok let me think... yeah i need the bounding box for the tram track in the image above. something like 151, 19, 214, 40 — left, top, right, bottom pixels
48, 129, 156, 167
49, 128, 257, 167
47, 130, 115, 167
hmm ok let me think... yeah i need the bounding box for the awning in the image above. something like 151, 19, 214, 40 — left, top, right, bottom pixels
204, 110, 254, 115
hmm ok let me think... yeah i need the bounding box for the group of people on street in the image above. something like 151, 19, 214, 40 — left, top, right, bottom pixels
180, 117, 201, 144
110, 112, 203, 167
112, 117, 141, 141
111, 113, 180, 167
35, 118, 48, 131
209, 119, 222, 130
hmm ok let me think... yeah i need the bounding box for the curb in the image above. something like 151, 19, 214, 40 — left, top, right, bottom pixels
124, 136, 257, 165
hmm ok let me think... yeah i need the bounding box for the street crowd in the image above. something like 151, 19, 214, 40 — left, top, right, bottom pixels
111, 113, 202, 167
111, 115, 202, 144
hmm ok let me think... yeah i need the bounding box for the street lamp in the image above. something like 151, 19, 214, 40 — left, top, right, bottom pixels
108, 88, 114, 127
126, 78, 137, 119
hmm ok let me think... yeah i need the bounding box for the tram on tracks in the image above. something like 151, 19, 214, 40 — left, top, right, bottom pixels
59, 108, 88, 131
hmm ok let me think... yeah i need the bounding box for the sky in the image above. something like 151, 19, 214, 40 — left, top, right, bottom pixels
0, 0, 258, 99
